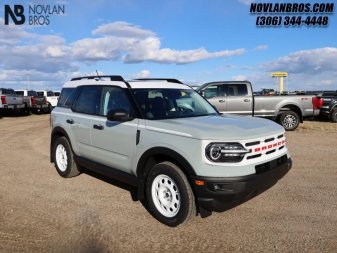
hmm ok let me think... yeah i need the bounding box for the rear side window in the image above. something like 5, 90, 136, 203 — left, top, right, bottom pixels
72, 86, 100, 115
58, 88, 76, 108
226, 84, 248, 96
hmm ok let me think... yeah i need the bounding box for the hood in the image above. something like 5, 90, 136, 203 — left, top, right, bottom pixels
145, 114, 284, 141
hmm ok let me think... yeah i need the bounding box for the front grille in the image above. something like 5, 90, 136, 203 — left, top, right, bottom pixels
242, 133, 286, 161
255, 155, 288, 174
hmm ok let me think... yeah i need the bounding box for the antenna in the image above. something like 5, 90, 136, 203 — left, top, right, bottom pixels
96, 70, 100, 78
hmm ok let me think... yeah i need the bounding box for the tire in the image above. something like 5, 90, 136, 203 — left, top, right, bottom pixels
331, 108, 337, 123
278, 111, 300, 131
146, 161, 196, 227
52, 136, 80, 178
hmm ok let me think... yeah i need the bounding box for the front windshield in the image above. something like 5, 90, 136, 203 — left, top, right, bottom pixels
133, 88, 218, 120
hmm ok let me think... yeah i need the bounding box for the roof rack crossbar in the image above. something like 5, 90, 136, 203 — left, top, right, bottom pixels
71, 75, 125, 82
134, 78, 183, 84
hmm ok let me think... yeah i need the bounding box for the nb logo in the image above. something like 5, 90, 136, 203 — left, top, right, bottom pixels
4, 5, 26, 25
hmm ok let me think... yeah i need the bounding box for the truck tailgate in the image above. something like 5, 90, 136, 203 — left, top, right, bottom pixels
4, 95, 23, 105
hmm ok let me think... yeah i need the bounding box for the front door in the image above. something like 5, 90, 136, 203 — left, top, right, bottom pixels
90, 86, 138, 174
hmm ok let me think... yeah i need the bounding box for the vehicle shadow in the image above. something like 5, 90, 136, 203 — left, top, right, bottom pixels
81, 168, 139, 201
81, 168, 152, 213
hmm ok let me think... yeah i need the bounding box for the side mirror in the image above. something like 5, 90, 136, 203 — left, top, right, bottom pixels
107, 109, 133, 122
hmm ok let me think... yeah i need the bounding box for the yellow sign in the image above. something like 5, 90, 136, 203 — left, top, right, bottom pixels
271, 72, 288, 77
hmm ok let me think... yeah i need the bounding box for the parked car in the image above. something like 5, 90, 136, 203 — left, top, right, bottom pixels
319, 91, 337, 123
0, 88, 25, 112
196, 81, 323, 131
36, 90, 58, 111
15, 89, 48, 113
50, 76, 292, 226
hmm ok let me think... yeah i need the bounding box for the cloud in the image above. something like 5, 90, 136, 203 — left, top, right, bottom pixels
254, 44, 268, 51
78, 22, 246, 64
232, 75, 247, 81
92, 21, 156, 38
133, 70, 151, 78
263, 47, 337, 74
321, 80, 333, 85
0, 20, 246, 89
123, 37, 245, 64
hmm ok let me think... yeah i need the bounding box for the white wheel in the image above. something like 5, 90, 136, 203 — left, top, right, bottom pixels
55, 144, 68, 172
146, 161, 196, 226
52, 136, 80, 178
151, 174, 180, 218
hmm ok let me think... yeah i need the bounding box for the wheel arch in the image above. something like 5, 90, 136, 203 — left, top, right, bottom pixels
50, 126, 71, 163
136, 147, 197, 200
277, 104, 303, 123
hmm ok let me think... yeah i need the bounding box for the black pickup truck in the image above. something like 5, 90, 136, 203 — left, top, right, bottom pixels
319, 92, 337, 123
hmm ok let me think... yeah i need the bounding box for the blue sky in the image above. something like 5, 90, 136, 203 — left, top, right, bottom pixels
0, 0, 336, 91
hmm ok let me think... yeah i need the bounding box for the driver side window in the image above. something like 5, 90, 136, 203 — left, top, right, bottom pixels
99, 86, 132, 116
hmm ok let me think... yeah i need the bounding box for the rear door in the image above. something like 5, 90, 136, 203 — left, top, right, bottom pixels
224, 83, 253, 115
201, 84, 226, 113
70, 85, 100, 159
90, 86, 138, 174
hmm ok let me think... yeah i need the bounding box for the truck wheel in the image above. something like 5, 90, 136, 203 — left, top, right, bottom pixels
52, 136, 80, 178
331, 108, 337, 123
278, 111, 300, 131
146, 161, 196, 227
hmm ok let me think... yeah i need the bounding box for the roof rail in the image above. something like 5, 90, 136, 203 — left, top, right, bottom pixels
134, 78, 183, 84
71, 75, 125, 82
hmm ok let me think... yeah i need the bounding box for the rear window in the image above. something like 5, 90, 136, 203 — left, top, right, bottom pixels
28, 90, 37, 96
54, 92, 60, 96
47, 91, 55, 97
15, 91, 24, 96
57, 88, 77, 108
1, 89, 15, 95
37, 92, 44, 96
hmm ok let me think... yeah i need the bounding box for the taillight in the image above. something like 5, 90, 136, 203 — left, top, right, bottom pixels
312, 97, 323, 110
31, 96, 36, 105
1, 95, 6, 105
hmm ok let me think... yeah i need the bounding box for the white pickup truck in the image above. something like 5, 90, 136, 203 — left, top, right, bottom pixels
197, 81, 323, 131
36, 90, 58, 111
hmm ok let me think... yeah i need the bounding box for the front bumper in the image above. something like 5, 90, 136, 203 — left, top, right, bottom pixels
193, 156, 292, 214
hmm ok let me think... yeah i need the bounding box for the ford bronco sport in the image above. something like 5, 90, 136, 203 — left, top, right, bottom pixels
50, 75, 292, 227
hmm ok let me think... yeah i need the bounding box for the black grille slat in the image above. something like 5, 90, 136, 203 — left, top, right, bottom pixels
264, 137, 275, 143
247, 154, 262, 160
277, 134, 284, 139
245, 141, 260, 147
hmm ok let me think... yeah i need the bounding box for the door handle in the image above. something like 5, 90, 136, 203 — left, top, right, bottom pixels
218, 100, 225, 103
244, 99, 251, 102
66, 119, 74, 124
93, 124, 104, 130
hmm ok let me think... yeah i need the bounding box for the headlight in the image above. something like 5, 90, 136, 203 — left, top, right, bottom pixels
205, 143, 250, 163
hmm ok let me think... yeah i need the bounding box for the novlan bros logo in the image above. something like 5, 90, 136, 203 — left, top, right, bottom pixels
4, 4, 65, 26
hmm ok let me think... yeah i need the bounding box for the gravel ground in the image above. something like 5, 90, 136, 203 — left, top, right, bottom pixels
0, 114, 336, 253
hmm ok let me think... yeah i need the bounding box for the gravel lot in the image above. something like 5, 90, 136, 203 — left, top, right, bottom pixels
1, 114, 336, 253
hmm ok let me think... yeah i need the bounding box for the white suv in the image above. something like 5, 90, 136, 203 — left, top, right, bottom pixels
50, 75, 292, 226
